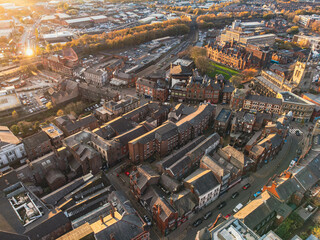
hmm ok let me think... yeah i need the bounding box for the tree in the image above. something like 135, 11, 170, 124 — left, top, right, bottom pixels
46, 102, 53, 109
10, 125, 19, 135
189, 46, 207, 60
195, 56, 210, 74
230, 75, 243, 87
12, 110, 18, 119
57, 109, 65, 116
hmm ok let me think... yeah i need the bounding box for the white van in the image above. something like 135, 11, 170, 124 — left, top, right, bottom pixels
233, 203, 243, 213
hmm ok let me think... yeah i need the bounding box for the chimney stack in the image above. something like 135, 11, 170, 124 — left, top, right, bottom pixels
170, 197, 173, 206
100, 215, 104, 224
157, 205, 161, 215
110, 209, 115, 218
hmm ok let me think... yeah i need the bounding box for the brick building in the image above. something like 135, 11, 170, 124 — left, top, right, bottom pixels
136, 78, 168, 102
23, 131, 53, 161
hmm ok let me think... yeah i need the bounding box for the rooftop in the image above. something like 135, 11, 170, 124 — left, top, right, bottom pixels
41, 123, 64, 139
278, 92, 315, 106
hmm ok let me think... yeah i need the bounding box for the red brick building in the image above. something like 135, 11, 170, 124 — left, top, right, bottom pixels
136, 78, 169, 102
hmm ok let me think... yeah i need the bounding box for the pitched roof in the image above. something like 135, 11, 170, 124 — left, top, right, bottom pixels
234, 191, 282, 229
245, 94, 282, 105
184, 169, 220, 196
0, 126, 20, 145
23, 131, 50, 150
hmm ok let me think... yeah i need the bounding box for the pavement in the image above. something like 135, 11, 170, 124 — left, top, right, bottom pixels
104, 132, 300, 240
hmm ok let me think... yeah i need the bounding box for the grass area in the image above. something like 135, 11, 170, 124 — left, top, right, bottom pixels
208, 68, 231, 80
207, 61, 239, 80
210, 62, 239, 75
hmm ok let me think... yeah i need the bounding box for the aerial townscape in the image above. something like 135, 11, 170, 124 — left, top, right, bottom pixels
2, 0, 320, 240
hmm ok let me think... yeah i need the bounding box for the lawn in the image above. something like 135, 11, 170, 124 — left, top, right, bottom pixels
210, 62, 239, 75
207, 61, 239, 80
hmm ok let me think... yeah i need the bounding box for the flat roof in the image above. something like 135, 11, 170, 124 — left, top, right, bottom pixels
279, 92, 315, 106
0, 93, 21, 112
41, 123, 64, 139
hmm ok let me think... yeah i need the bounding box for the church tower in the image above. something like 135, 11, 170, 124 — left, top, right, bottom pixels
291, 53, 317, 91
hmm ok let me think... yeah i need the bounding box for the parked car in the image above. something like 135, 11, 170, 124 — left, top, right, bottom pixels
193, 218, 203, 227
254, 191, 262, 198
203, 211, 212, 220
231, 192, 239, 199
233, 203, 243, 213
242, 183, 251, 190
217, 201, 226, 210
143, 215, 152, 226
225, 214, 231, 219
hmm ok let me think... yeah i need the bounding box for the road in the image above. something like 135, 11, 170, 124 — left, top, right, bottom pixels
104, 131, 301, 240
136, 20, 198, 78
166, 134, 300, 240
17, 18, 40, 55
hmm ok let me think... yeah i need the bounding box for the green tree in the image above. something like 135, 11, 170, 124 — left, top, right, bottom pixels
10, 125, 19, 135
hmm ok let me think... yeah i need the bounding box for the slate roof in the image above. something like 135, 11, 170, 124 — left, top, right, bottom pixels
25, 210, 70, 240
184, 169, 220, 196
274, 178, 302, 201
245, 94, 282, 105
234, 191, 282, 230
159, 174, 181, 193
172, 189, 197, 216
136, 78, 157, 88
157, 136, 206, 170
23, 131, 50, 150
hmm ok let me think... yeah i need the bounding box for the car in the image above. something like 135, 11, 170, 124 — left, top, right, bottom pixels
125, 171, 130, 176
203, 211, 212, 220
295, 130, 301, 136
217, 201, 226, 210
231, 192, 239, 199
233, 203, 243, 213
225, 214, 231, 219
143, 215, 152, 226
193, 218, 203, 227
242, 183, 251, 190
254, 191, 262, 198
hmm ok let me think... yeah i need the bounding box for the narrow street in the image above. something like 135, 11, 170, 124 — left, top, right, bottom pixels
104, 132, 301, 240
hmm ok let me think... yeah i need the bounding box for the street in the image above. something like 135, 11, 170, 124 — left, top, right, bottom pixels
104, 132, 301, 240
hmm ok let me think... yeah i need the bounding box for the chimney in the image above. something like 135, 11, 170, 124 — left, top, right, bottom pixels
170, 197, 173, 206
157, 205, 161, 215
100, 215, 104, 224
110, 233, 115, 240
190, 185, 194, 194
110, 209, 115, 218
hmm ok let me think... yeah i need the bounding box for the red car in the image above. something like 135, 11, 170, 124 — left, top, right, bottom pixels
225, 214, 231, 219
242, 183, 251, 190
125, 171, 130, 176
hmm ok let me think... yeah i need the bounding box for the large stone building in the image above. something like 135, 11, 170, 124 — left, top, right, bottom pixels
255, 59, 317, 96
206, 42, 272, 70
84, 68, 108, 87
276, 91, 315, 122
